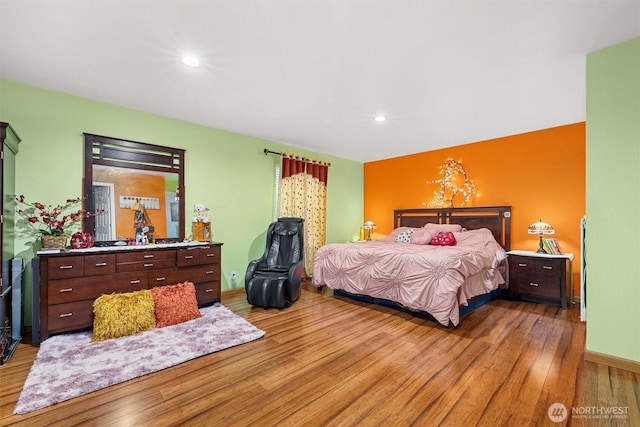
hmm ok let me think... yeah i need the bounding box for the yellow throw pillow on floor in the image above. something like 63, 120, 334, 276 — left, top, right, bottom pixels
91, 289, 156, 342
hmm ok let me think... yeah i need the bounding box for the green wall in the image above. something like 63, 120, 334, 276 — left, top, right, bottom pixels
0, 79, 364, 325
586, 37, 640, 362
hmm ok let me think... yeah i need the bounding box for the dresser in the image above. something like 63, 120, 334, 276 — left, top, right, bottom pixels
507, 250, 574, 309
38, 242, 222, 341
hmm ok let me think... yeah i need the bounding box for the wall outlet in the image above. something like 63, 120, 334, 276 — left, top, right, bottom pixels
231, 271, 237, 280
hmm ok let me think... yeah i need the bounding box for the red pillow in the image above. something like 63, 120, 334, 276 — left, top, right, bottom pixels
430, 231, 457, 246
150, 281, 202, 328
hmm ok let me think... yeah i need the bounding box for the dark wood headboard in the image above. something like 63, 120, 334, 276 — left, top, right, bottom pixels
394, 206, 512, 250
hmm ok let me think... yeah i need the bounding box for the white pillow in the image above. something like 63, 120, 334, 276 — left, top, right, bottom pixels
395, 229, 414, 243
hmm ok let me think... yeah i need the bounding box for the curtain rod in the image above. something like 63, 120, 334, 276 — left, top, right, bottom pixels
264, 148, 331, 166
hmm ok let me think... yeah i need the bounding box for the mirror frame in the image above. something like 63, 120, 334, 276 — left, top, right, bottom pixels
83, 133, 186, 243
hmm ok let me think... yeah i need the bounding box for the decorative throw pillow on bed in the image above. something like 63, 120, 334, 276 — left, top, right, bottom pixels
92, 289, 156, 342
424, 223, 463, 234
380, 227, 414, 242
410, 228, 434, 245
395, 229, 414, 243
430, 231, 457, 246
150, 281, 202, 328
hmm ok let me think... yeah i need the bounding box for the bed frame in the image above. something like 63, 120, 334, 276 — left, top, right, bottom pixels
394, 205, 512, 251
333, 206, 512, 324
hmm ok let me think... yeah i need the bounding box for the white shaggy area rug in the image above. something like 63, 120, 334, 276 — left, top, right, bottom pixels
14, 303, 265, 414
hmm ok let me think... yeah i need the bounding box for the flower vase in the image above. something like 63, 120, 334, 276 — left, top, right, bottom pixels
42, 235, 67, 250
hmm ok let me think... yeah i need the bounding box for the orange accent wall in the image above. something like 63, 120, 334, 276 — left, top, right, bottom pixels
364, 122, 585, 296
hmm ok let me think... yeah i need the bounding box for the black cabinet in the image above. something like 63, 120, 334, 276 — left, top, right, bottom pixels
1, 122, 21, 364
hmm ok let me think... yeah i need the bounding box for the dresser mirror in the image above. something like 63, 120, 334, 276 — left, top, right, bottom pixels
82, 133, 185, 244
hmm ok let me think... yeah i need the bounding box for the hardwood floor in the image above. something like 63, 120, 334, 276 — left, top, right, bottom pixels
1, 284, 638, 426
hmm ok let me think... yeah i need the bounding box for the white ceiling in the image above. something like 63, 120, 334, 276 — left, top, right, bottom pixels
1, 1, 639, 162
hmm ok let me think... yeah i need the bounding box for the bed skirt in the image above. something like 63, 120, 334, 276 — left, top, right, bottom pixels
333, 287, 505, 325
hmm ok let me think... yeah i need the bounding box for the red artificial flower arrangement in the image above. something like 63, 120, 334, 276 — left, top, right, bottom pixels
15, 195, 91, 237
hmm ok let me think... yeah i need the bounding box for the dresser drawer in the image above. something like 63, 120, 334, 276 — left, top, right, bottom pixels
199, 245, 221, 264
180, 265, 221, 284
195, 282, 221, 305
48, 300, 94, 333
48, 256, 85, 279
116, 258, 176, 272
177, 245, 221, 267
48, 275, 114, 304
48, 272, 152, 305
111, 271, 149, 291
177, 248, 202, 267
84, 254, 116, 276
116, 249, 176, 264
148, 268, 180, 288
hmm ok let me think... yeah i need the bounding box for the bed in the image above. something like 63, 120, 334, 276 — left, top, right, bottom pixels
311, 206, 512, 326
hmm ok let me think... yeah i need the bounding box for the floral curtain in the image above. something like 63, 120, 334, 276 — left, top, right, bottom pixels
279, 155, 329, 277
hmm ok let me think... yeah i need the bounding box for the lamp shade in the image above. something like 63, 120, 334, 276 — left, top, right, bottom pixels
527, 220, 555, 235
362, 220, 377, 230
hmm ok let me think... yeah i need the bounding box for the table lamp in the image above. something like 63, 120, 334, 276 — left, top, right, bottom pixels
362, 220, 377, 241
527, 219, 555, 253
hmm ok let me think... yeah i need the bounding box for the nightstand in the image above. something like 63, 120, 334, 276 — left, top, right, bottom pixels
506, 250, 574, 309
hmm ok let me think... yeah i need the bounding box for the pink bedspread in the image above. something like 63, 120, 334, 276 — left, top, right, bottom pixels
311, 228, 506, 326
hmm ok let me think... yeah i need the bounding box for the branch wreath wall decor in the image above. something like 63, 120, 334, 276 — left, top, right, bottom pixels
423, 158, 479, 208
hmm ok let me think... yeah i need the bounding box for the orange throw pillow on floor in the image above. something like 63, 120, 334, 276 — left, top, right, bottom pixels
150, 281, 202, 328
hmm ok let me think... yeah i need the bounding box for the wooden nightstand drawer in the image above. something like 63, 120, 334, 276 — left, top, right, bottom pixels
510, 275, 561, 299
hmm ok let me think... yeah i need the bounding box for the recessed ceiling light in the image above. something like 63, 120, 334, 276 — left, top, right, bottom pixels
374, 115, 387, 122
181, 56, 200, 67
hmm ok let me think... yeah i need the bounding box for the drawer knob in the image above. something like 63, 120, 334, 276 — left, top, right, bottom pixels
59, 313, 73, 318
59, 288, 73, 293
204, 288, 213, 293
206, 253, 215, 257
184, 255, 194, 259
144, 263, 154, 267
59, 265, 74, 270
130, 280, 141, 284
156, 277, 166, 281
95, 262, 107, 267
543, 266, 553, 270
529, 282, 539, 287
518, 263, 527, 267
205, 270, 214, 275
144, 255, 154, 259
